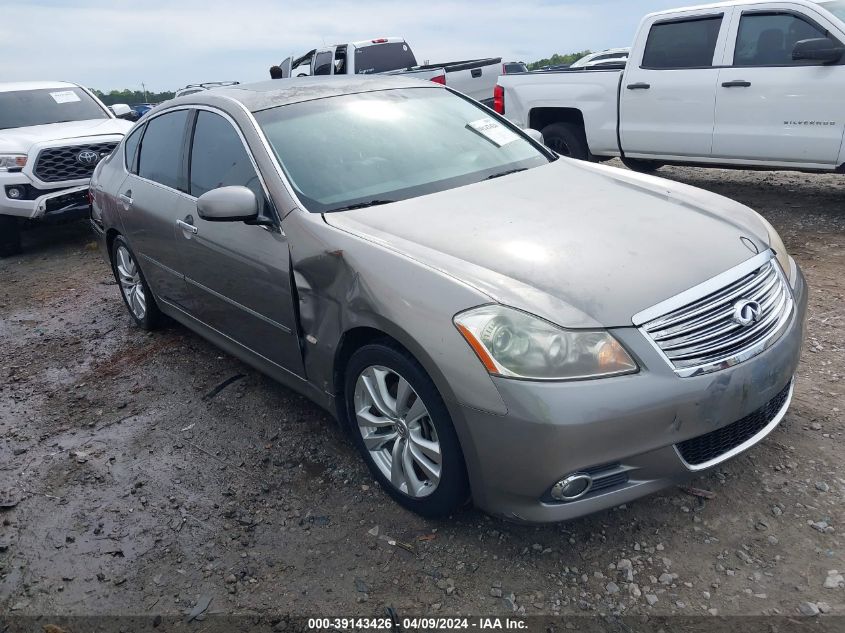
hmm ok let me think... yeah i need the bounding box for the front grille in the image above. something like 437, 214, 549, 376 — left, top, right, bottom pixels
676, 382, 791, 466
33, 142, 117, 183
642, 258, 792, 375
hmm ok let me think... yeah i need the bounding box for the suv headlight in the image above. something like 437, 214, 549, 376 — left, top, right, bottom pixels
0, 154, 27, 171
454, 305, 637, 380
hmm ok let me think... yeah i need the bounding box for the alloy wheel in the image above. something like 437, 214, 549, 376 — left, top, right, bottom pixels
115, 245, 146, 320
354, 365, 442, 498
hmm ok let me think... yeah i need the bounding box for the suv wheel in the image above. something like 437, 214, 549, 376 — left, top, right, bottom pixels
345, 343, 469, 518
0, 215, 22, 258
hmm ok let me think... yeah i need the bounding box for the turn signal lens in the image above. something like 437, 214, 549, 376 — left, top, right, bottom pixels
454, 305, 637, 380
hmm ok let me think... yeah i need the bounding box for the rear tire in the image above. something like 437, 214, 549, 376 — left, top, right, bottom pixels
621, 158, 663, 173
344, 342, 469, 518
0, 215, 22, 258
540, 122, 589, 160
110, 235, 162, 330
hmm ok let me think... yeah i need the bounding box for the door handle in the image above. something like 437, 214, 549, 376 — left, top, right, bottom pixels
119, 192, 133, 205
177, 219, 198, 235
721, 80, 751, 88
626, 82, 651, 90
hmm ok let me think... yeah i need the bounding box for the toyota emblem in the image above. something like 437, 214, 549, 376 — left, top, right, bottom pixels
77, 149, 100, 166
732, 299, 762, 327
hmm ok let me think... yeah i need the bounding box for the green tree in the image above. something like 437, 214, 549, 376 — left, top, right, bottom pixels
91, 88, 176, 106
527, 50, 592, 71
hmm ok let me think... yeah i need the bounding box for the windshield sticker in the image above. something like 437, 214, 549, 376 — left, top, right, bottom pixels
50, 90, 81, 104
467, 117, 520, 147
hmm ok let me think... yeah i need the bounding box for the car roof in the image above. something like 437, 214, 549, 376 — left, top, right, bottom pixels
0, 80, 79, 93
647, 0, 827, 17
166, 75, 440, 113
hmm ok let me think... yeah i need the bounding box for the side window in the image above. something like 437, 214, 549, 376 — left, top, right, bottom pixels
123, 124, 144, 173
314, 51, 333, 75
137, 110, 188, 190
734, 12, 828, 66
189, 111, 267, 213
642, 16, 723, 69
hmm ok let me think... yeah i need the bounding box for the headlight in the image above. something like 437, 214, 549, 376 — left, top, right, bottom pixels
0, 154, 27, 171
756, 216, 790, 274
454, 305, 637, 380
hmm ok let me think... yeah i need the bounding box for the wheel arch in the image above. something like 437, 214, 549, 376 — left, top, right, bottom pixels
528, 107, 586, 135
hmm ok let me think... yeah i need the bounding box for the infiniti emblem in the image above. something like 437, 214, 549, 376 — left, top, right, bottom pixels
77, 149, 100, 166
733, 299, 762, 327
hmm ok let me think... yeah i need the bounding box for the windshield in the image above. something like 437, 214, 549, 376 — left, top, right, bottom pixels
819, 0, 845, 21
255, 88, 552, 213
0, 87, 108, 130
353, 42, 417, 74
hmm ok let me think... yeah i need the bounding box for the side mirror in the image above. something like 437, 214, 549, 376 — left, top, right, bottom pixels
197, 186, 259, 222
792, 37, 845, 64
525, 128, 545, 145
110, 103, 134, 119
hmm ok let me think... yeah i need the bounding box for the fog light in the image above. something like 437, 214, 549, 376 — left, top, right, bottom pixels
551, 473, 593, 501
6, 186, 23, 200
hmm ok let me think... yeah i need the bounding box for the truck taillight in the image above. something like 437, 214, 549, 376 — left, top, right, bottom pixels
430, 74, 446, 85
493, 85, 505, 114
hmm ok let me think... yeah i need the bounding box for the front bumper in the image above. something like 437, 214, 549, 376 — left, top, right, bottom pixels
456, 264, 807, 523
1, 172, 90, 221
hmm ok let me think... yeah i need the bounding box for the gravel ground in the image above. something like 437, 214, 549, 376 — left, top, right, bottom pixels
1, 163, 843, 624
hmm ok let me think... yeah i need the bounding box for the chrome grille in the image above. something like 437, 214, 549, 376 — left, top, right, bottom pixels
640, 257, 793, 377
33, 142, 117, 183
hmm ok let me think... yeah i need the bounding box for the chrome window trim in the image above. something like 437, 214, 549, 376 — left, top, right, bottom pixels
675, 378, 794, 471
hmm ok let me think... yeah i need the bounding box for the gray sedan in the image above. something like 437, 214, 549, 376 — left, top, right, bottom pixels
90, 76, 807, 522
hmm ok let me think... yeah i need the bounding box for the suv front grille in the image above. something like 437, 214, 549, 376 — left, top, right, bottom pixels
676, 381, 791, 467
641, 258, 792, 376
33, 142, 117, 183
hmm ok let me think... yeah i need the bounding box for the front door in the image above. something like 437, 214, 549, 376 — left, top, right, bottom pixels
176, 109, 305, 377
619, 10, 729, 159
712, 6, 845, 166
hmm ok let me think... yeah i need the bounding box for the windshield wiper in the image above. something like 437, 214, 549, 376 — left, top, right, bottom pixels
326, 199, 396, 213
486, 168, 528, 180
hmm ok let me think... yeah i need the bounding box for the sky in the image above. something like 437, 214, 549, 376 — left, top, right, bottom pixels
1, 0, 685, 92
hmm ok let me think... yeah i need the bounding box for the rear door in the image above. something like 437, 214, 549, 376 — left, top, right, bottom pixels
117, 108, 193, 305
620, 9, 730, 158
176, 108, 305, 376
712, 4, 845, 166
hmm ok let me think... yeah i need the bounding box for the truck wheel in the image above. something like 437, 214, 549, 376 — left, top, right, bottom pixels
622, 158, 663, 174
540, 122, 588, 160
0, 215, 22, 258
345, 342, 470, 518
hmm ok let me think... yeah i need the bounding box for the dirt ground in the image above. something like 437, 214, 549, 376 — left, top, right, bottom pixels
1, 163, 843, 624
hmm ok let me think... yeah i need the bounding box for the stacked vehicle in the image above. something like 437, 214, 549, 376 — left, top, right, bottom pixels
279, 37, 503, 105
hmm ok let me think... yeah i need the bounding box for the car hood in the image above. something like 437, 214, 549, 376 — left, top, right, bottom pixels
0, 118, 132, 153
323, 159, 772, 328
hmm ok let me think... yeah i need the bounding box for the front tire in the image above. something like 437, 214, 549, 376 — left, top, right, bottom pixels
110, 235, 161, 330
540, 122, 589, 160
621, 158, 663, 173
0, 215, 22, 258
344, 343, 469, 518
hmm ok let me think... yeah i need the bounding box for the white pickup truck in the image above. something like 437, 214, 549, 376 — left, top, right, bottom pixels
496, 0, 845, 174
0, 81, 133, 256
280, 37, 503, 105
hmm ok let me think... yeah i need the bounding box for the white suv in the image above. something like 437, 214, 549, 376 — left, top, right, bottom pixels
0, 81, 133, 256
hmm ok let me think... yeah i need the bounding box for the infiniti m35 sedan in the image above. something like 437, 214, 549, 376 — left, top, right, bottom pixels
90, 76, 806, 522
